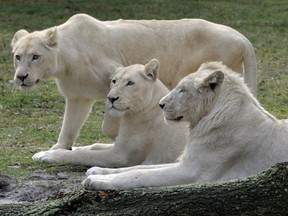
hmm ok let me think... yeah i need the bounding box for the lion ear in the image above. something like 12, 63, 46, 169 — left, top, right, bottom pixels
200, 70, 224, 92
44, 27, 57, 48
11, 29, 29, 49
109, 64, 124, 79
144, 59, 159, 81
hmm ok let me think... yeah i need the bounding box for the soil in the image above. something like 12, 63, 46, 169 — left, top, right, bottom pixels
0, 168, 87, 205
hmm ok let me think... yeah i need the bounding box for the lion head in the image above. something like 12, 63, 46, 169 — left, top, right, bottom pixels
159, 62, 225, 128
11, 28, 58, 90
107, 59, 160, 117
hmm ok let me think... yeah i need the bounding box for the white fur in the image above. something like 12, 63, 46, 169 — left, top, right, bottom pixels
83, 61, 288, 190
11, 14, 257, 151
32, 59, 188, 167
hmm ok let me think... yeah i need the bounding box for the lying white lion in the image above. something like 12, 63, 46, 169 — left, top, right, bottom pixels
11, 13, 257, 152
32, 59, 188, 167
83, 61, 288, 190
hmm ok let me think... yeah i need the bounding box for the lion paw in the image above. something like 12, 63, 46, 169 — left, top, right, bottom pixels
32, 150, 67, 163
82, 175, 117, 190
32, 151, 56, 163
86, 167, 111, 175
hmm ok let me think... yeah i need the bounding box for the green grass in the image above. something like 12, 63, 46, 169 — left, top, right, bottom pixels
0, 0, 288, 178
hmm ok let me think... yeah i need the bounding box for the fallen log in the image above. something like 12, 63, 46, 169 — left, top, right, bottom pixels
1, 162, 288, 216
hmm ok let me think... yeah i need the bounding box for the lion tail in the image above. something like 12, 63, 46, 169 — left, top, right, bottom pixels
243, 39, 257, 96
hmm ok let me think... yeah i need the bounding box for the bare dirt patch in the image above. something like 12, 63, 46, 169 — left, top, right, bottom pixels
0, 168, 86, 205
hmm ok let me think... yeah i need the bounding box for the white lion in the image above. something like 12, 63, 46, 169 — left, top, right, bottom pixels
32, 59, 188, 167
11, 14, 257, 152
83, 61, 288, 190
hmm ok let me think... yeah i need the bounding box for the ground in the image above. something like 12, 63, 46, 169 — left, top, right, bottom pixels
0, 167, 86, 204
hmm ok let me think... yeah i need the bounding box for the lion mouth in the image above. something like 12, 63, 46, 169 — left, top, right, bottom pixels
108, 105, 128, 117
20, 79, 40, 87
109, 103, 130, 112
166, 116, 184, 121
110, 106, 129, 113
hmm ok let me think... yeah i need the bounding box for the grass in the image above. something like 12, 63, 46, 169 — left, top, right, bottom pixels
0, 0, 288, 178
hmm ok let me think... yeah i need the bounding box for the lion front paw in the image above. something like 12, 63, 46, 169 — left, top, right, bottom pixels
86, 166, 111, 175
32, 150, 66, 163
82, 175, 118, 190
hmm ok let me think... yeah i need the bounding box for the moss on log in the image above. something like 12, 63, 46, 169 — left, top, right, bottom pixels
1, 162, 288, 216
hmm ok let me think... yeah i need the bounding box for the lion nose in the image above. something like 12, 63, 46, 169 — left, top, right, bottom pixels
159, 103, 165, 109
17, 74, 28, 82
108, 96, 119, 104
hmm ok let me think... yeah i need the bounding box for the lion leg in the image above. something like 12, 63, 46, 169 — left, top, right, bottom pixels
86, 163, 175, 175
73, 143, 114, 151
51, 98, 94, 150
102, 107, 120, 140
82, 162, 193, 190
33, 146, 137, 167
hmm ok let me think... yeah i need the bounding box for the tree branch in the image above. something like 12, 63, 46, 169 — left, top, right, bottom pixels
1, 162, 288, 216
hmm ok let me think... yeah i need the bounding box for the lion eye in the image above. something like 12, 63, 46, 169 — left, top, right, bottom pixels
179, 88, 186, 93
112, 79, 116, 84
32, 55, 40, 61
126, 81, 134, 86
15, 55, 21, 61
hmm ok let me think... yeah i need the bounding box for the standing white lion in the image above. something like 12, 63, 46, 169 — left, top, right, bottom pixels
11, 13, 257, 152
83, 61, 288, 190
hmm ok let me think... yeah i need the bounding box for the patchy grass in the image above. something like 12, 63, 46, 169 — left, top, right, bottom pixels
0, 0, 288, 179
